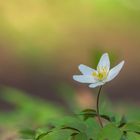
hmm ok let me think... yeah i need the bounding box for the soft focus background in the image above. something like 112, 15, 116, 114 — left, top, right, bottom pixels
0, 0, 140, 139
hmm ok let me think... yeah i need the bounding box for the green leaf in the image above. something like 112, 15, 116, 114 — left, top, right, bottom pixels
61, 126, 80, 132
50, 117, 87, 133
118, 116, 127, 128
20, 128, 35, 139
35, 126, 79, 140
35, 130, 53, 140
127, 132, 140, 140
120, 131, 128, 140
80, 109, 97, 121
84, 118, 101, 140
71, 133, 88, 140
81, 109, 97, 113
120, 135, 127, 140
100, 115, 112, 122
121, 122, 140, 133
97, 123, 122, 140
35, 117, 88, 140
80, 109, 112, 122
38, 129, 74, 140
36, 131, 52, 140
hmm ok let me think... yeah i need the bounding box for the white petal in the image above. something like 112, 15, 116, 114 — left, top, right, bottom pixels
106, 61, 125, 82
97, 53, 110, 70
78, 64, 96, 75
89, 82, 104, 88
73, 75, 97, 83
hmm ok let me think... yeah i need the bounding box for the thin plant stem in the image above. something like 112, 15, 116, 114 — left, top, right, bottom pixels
96, 85, 103, 128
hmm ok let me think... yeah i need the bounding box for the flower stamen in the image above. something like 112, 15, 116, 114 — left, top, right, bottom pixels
92, 66, 108, 80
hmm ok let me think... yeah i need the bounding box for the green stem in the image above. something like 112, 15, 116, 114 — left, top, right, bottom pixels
96, 86, 103, 128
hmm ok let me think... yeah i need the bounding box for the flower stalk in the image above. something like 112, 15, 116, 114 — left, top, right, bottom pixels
96, 86, 103, 128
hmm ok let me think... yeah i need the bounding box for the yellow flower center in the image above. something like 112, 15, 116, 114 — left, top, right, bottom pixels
92, 66, 108, 81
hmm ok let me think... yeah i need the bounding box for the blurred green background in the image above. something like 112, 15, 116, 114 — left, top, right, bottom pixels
0, 0, 140, 139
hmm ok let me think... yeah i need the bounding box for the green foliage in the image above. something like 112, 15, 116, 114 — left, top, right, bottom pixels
20, 109, 140, 140
98, 123, 122, 140
126, 132, 140, 140
0, 87, 65, 127
121, 122, 140, 133
0, 87, 140, 140
20, 129, 36, 139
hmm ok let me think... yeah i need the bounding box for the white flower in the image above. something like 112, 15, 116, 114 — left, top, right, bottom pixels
73, 53, 125, 88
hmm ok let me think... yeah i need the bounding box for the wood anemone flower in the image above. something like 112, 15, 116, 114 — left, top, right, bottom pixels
73, 53, 125, 88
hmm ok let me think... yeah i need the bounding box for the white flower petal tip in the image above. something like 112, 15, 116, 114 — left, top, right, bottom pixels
102, 53, 109, 58
106, 60, 125, 82
78, 64, 95, 75
98, 53, 110, 70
